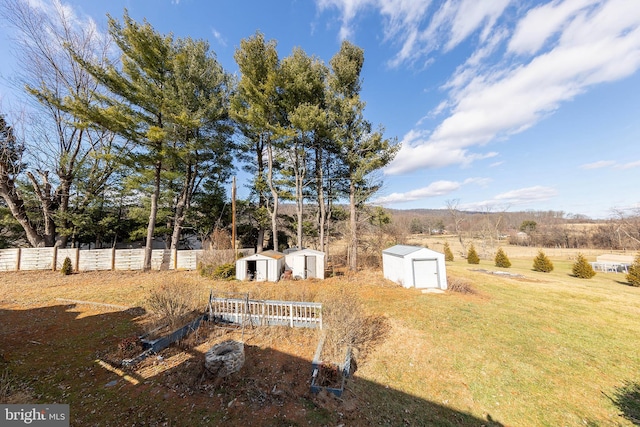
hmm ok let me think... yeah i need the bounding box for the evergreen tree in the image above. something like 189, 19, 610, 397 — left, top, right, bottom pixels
443, 242, 454, 262
626, 252, 640, 287
572, 253, 595, 279
467, 244, 480, 264
328, 41, 399, 271
231, 31, 281, 252
494, 247, 511, 268
63, 12, 179, 269
533, 250, 554, 272
60, 257, 73, 275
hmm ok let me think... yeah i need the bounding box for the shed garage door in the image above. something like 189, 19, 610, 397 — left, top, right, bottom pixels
412, 259, 439, 288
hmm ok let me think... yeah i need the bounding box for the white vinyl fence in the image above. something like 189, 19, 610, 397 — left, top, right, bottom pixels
209, 296, 323, 329
0, 247, 208, 272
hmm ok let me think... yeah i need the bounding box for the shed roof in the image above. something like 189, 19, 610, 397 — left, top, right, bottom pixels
258, 250, 285, 260
238, 250, 285, 261
285, 248, 325, 257
382, 245, 424, 257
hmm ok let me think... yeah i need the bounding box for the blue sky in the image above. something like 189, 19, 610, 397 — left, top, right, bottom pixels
0, 0, 639, 219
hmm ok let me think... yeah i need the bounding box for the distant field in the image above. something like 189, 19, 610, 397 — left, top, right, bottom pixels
1, 255, 639, 426
406, 234, 635, 261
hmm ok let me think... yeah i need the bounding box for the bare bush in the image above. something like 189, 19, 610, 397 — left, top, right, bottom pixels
198, 249, 237, 278
145, 281, 206, 328
321, 288, 389, 365
447, 276, 477, 294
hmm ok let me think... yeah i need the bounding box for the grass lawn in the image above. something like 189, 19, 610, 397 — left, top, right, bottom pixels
1, 252, 640, 426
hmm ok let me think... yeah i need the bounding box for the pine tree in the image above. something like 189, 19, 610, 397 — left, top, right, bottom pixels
60, 257, 73, 275
533, 250, 554, 272
494, 247, 511, 268
626, 252, 640, 287
572, 253, 595, 279
467, 244, 480, 264
443, 242, 454, 262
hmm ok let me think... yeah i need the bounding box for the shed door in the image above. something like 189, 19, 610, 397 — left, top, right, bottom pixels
305, 256, 316, 279
256, 260, 268, 282
293, 256, 306, 279
412, 259, 438, 288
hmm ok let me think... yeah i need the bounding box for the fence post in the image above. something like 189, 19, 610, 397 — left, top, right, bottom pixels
290, 303, 294, 327
173, 249, 178, 270
15, 248, 21, 271
52, 246, 58, 271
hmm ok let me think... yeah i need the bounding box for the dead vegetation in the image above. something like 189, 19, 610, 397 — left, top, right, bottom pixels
320, 288, 390, 366
447, 275, 478, 294
144, 279, 208, 330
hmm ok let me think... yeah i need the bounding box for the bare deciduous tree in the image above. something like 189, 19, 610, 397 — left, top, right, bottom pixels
1, 0, 118, 247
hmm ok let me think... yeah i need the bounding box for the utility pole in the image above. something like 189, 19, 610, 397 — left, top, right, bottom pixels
232, 176, 237, 258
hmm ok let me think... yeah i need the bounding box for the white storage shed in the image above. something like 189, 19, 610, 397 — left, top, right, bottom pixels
236, 250, 285, 282
382, 245, 447, 290
284, 248, 325, 280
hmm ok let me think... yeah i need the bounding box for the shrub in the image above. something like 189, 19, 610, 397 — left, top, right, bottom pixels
626, 252, 640, 287
443, 242, 454, 262
198, 249, 236, 278
60, 257, 73, 275
212, 263, 235, 280
467, 244, 480, 264
494, 247, 511, 268
146, 282, 204, 327
572, 253, 596, 279
533, 250, 554, 272
321, 289, 389, 364
447, 276, 476, 294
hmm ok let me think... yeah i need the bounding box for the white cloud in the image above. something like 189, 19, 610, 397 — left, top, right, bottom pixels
617, 160, 640, 170
581, 160, 615, 169
508, 0, 600, 55
457, 185, 558, 211
385, 129, 498, 174
373, 176, 490, 204
315, 0, 377, 40
211, 28, 227, 47
581, 159, 640, 169
444, 0, 511, 51
387, 0, 640, 175
494, 186, 558, 202
374, 180, 461, 204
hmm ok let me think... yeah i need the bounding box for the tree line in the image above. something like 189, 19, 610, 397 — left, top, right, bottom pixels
0, 3, 398, 270
389, 206, 640, 253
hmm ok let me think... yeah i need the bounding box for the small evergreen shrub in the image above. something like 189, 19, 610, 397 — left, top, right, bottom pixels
494, 247, 511, 268
467, 244, 480, 264
533, 250, 554, 272
60, 257, 73, 275
212, 263, 235, 280
572, 253, 595, 279
626, 252, 640, 287
443, 242, 454, 262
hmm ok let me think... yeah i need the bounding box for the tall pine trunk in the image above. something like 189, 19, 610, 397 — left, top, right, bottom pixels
348, 178, 357, 271
144, 159, 162, 270
266, 141, 278, 251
